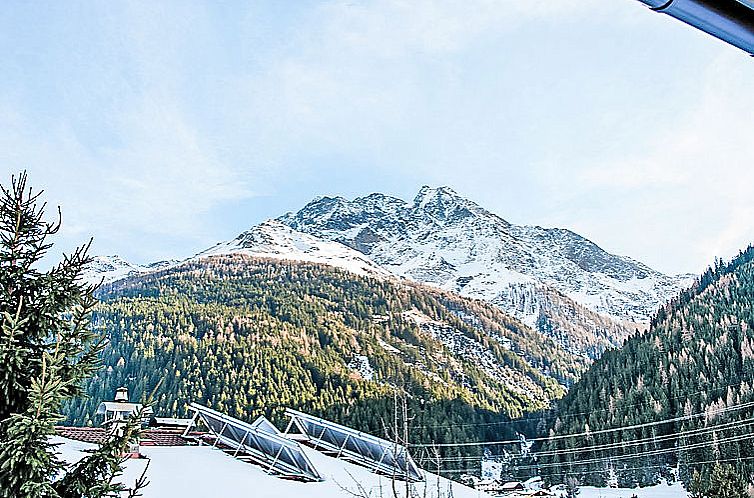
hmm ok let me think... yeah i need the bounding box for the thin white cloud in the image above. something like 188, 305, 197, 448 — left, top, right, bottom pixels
572, 50, 754, 272
229, 0, 599, 161
2, 0, 751, 276
0, 1, 255, 261
310, 0, 603, 57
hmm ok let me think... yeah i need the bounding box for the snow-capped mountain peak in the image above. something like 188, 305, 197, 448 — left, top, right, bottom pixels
83, 255, 177, 286
277, 186, 692, 356
412, 185, 493, 222
195, 219, 390, 277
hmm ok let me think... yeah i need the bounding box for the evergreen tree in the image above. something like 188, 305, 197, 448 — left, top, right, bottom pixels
565, 477, 580, 498
689, 463, 748, 498
541, 245, 754, 488
0, 172, 143, 498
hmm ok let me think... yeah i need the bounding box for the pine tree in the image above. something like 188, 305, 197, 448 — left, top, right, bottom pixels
565, 477, 580, 498
0, 172, 144, 498
689, 464, 748, 498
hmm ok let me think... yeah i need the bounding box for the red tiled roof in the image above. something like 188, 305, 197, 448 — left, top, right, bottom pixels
55, 426, 194, 446
55, 426, 109, 444
140, 430, 191, 446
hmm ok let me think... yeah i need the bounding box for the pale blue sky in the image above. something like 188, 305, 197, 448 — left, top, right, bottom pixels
1, 1, 753, 275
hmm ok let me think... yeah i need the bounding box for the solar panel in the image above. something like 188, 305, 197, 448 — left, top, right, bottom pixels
188, 403, 322, 482
285, 408, 424, 482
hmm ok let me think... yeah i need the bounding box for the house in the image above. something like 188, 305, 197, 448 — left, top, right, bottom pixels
476, 479, 501, 493
59, 387, 175, 458
500, 481, 525, 493
510, 490, 552, 497
55, 393, 494, 497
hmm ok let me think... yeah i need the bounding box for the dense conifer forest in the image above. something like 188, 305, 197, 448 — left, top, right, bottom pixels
64, 255, 586, 471
541, 246, 754, 489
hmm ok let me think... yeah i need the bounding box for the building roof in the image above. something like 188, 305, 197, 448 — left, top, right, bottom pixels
501, 481, 525, 490
53, 436, 488, 498
189, 403, 321, 482
96, 401, 145, 414
285, 407, 424, 482
151, 417, 194, 428
55, 426, 192, 447
55, 426, 108, 444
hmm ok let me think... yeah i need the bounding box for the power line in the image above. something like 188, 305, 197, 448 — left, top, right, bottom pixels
415, 378, 752, 431
430, 420, 754, 465
430, 417, 754, 462
413, 399, 754, 448
466, 430, 754, 474
440, 454, 754, 477
512, 417, 754, 460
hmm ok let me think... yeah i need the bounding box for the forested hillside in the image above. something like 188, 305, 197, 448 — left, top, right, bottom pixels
64, 255, 585, 468
541, 246, 754, 488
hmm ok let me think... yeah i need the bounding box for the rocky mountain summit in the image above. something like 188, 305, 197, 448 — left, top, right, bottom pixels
278, 186, 691, 355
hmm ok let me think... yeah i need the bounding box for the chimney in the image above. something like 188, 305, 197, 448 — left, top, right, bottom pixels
115, 387, 129, 403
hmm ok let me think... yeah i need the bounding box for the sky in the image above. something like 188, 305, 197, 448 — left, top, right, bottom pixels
1, 1, 753, 276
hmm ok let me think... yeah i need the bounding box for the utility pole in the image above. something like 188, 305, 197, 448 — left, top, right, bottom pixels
404, 396, 410, 498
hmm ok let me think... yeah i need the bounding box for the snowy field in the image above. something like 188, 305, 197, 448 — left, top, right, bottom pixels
577, 482, 688, 498
54, 436, 490, 498
55, 437, 691, 498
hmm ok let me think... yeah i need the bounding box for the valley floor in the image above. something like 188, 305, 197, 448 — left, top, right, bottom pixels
574, 483, 688, 498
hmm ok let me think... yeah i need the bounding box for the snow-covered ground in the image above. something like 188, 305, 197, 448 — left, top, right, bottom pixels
55, 436, 691, 498
54, 436, 489, 498
195, 220, 391, 278
576, 482, 688, 498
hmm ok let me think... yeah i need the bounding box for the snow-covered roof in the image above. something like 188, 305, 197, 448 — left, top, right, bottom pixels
96, 401, 144, 414
54, 436, 490, 498
501, 481, 525, 490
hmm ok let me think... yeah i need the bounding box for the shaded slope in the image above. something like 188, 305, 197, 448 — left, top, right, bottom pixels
541, 246, 754, 487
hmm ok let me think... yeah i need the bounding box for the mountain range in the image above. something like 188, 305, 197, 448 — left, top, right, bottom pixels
86, 186, 692, 360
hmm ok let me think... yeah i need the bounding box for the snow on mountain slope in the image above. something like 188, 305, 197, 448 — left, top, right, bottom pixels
402, 308, 551, 399
85, 222, 390, 286
195, 219, 391, 277
278, 186, 691, 355
83, 255, 177, 286
55, 436, 487, 498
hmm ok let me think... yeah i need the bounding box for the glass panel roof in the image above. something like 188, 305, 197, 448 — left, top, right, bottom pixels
189, 403, 321, 482
285, 408, 424, 482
